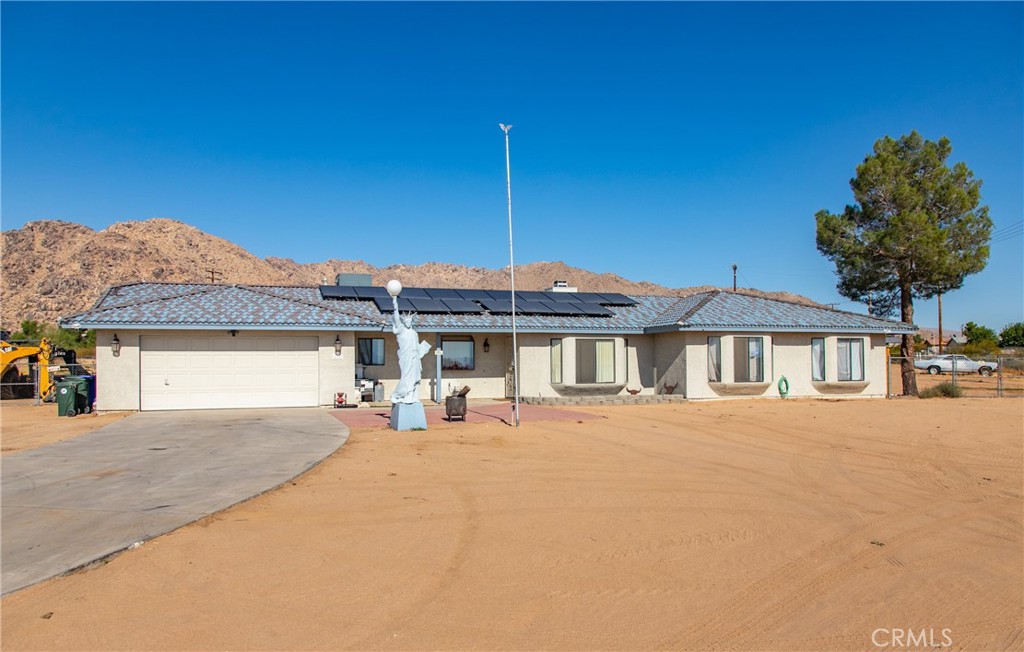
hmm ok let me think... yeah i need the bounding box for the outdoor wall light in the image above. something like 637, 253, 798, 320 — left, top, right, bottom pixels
228, 330, 238, 337
334, 335, 343, 356
483, 338, 490, 353
111, 333, 121, 357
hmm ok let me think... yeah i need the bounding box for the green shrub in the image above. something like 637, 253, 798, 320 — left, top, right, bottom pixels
919, 382, 964, 399
1000, 322, 1024, 347
7, 320, 95, 355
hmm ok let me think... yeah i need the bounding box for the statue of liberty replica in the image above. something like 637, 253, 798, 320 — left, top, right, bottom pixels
387, 280, 431, 430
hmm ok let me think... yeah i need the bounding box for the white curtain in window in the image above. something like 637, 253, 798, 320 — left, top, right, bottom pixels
838, 340, 850, 380
748, 338, 763, 382
811, 338, 825, 381
838, 338, 864, 381
550, 339, 562, 383
595, 340, 614, 383
850, 339, 863, 380
708, 337, 721, 382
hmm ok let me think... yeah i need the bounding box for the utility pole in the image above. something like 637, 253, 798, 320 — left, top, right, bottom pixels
937, 293, 943, 353
500, 123, 520, 427
732, 264, 737, 292
205, 268, 222, 283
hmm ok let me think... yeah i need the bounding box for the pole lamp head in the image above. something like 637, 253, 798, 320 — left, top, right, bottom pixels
111, 333, 121, 357
386, 279, 403, 297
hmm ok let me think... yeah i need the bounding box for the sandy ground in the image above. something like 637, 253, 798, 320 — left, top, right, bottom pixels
0, 399, 130, 455
2, 398, 1022, 651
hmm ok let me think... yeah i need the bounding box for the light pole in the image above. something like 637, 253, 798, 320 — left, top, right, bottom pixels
500, 122, 520, 427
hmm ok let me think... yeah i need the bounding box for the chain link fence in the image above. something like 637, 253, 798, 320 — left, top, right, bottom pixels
888, 354, 1024, 398
1, 361, 95, 404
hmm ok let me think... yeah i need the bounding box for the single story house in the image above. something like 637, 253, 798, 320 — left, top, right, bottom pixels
60, 282, 916, 411
915, 329, 967, 354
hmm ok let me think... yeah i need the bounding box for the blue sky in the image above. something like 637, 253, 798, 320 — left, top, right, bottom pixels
3, 1, 1022, 332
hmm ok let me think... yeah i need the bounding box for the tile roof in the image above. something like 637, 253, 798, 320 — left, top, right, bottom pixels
60, 283, 916, 334
668, 291, 916, 333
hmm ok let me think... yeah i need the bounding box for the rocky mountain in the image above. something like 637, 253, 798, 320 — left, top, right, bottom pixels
1, 218, 817, 328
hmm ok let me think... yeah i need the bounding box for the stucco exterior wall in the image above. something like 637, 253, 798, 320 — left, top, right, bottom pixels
682, 331, 887, 400
653, 332, 687, 396
516, 334, 642, 398
771, 332, 887, 398
96, 329, 354, 411
358, 332, 507, 403
627, 336, 656, 395
96, 330, 142, 411
95, 327, 890, 411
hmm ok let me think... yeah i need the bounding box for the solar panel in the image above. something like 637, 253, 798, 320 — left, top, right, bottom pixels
514, 300, 551, 314
409, 298, 449, 313
573, 292, 607, 303
457, 289, 498, 302
400, 287, 432, 300
424, 288, 463, 300
596, 292, 637, 306
374, 296, 413, 312
319, 285, 361, 300
355, 286, 391, 298
487, 290, 514, 302
442, 299, 484, 314
543, 292, 578, 303
539, 301, 579, 315
515, 291, 550, 302
570, 302, 613, 316
480, 300, 514, 314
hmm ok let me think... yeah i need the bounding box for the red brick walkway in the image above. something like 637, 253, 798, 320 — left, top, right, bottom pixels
329, 401, 601, 429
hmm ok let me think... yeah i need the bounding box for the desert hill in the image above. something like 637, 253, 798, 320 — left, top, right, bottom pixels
1, 218, 816, 327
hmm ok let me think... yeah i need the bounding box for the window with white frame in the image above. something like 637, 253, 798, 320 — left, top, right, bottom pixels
837, 338, 864, 381
811, 338, 825, 381
708, 336, 722, 382
733, 337, 764, 383
357, 338, 384, 366
550, 338, 563, 383
441, 337, 475, 370
576, 339, 615, 383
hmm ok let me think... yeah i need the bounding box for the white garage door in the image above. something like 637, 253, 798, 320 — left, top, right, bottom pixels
141, 335, 319, 410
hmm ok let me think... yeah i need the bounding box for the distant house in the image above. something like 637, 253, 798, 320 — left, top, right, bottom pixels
915, 329, 966, 354
60, 282, 916, 411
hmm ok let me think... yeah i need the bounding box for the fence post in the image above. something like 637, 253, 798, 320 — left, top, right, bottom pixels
885, 348, 890, 398
997, 356, 1003, 398
32, 362, 41, 406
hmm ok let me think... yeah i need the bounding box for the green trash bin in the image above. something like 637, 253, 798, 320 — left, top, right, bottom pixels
65, 376, 93, 414
55, 380, 82, 417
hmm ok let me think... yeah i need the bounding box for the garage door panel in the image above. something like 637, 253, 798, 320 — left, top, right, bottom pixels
141, 336, 319, 410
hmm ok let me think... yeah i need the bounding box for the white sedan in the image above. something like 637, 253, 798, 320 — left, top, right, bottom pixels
914, 354, 998, 376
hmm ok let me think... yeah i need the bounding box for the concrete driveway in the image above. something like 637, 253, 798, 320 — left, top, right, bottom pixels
1, 408, 348, 596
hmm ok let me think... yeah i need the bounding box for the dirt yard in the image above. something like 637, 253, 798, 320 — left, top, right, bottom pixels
0, 399, 130, 455
2, 398, 1022, 651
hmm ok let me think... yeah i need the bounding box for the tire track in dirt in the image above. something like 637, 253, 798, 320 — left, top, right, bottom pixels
347, 476, 480, 650
660, 498, 1012, 649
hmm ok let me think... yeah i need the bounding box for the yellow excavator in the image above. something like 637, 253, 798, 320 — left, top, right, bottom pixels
0, 339, 78, 400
